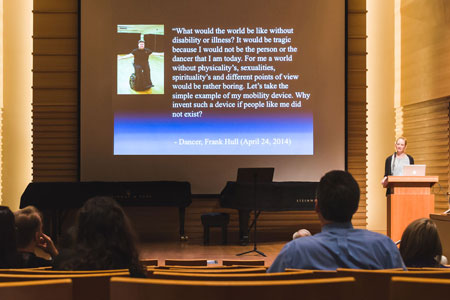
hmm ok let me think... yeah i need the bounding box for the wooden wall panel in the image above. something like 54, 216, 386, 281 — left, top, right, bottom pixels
33, 0, 78, 182
34, 56, 78, 72
121, 203, 323, 243
34, 14, 78, 38
347, 0, 368, 228
33, 0, 368, 240
34, 0, 78, 11
402, 98, 450, 212
401, 0, 450, 106
34, 39, 78, 55
33, 73, 78, 89
399, 0, 450, 214
33, 90, 77, 106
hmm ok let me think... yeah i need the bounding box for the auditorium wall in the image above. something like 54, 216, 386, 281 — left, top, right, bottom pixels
398, 0, 450, 212
366, 0, 396, 231
0, 0, 33, 209
5, 0, 446, 240
366, 0, 450, 231
27, 0, 368, 241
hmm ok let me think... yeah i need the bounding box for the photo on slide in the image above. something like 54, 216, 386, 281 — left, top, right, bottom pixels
117, 24, 164, 95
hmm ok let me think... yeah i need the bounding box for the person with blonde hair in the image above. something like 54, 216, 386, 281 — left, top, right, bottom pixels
381, 136, 414, 193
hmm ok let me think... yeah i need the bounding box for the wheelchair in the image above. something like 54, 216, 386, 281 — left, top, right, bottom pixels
129, 63, 152, 91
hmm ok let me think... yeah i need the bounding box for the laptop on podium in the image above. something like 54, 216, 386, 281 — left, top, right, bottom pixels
403, 165, 426, 176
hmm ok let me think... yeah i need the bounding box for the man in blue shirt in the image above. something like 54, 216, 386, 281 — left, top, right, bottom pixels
268, 170, 405, 272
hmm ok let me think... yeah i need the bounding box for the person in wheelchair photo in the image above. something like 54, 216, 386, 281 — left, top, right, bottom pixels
129, 40, 153, 91
117, 25, 164, 95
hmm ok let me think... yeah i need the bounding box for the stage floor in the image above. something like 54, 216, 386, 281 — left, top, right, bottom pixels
138, 241, 287, 267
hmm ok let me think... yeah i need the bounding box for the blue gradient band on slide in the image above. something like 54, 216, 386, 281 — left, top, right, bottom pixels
114, 114, 313, 155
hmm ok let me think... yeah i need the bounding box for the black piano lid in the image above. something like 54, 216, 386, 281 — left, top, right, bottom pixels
20, 181, 192, 209
220, 181, 318, 211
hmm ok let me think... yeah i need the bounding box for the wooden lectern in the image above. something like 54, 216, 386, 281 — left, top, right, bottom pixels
386, 176, 438, 242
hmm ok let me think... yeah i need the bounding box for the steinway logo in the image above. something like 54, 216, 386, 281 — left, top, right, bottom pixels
114, 193, 152, 199
296, 198, 314, 203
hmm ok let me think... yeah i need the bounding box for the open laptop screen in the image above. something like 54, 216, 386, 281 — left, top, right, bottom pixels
403, 165, 426, 176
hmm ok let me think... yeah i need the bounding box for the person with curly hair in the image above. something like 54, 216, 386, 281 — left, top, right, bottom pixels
53, 196, 145, 277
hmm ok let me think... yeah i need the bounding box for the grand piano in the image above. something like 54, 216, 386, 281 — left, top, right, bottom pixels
20, 181, 192, 239
220, 181, 318, 244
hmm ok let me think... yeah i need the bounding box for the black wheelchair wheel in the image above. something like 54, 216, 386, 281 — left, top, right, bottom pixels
129, 73, 137, 90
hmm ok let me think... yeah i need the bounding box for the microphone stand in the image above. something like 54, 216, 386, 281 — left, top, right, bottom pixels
237, 173, 266, 257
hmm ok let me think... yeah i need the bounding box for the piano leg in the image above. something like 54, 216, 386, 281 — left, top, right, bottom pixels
179, 206, 188, 241
44, 209, 59, 242
238, 209, 250, 245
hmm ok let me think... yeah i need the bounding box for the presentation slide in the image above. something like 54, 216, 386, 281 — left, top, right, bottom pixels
81, 0, 345, 193
114, 21, 312, 155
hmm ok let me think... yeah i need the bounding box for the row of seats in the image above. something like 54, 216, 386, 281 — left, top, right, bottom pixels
142, 258, 266, 267
110, 275, 450, 300
1, 266, 450, 300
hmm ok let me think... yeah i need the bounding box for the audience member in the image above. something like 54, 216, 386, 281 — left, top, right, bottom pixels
268, 170, 405, 272
53, 196, 145, 277
292, 229, 311, 240
14, 206, 58, 267
0, 206, 20, 268
400, 218, 446, 268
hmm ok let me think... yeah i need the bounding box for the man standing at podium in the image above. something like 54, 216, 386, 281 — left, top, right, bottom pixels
382, 137, 414, 193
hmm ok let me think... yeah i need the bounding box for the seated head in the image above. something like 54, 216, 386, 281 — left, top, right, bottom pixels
14, 206, 43, 250
400, 218, 442, 267
0, 206, 17, 266
0, 206, 15, 241
75, 196, 137, 252
53, 197, 140, 272
316, 170, 360, 223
